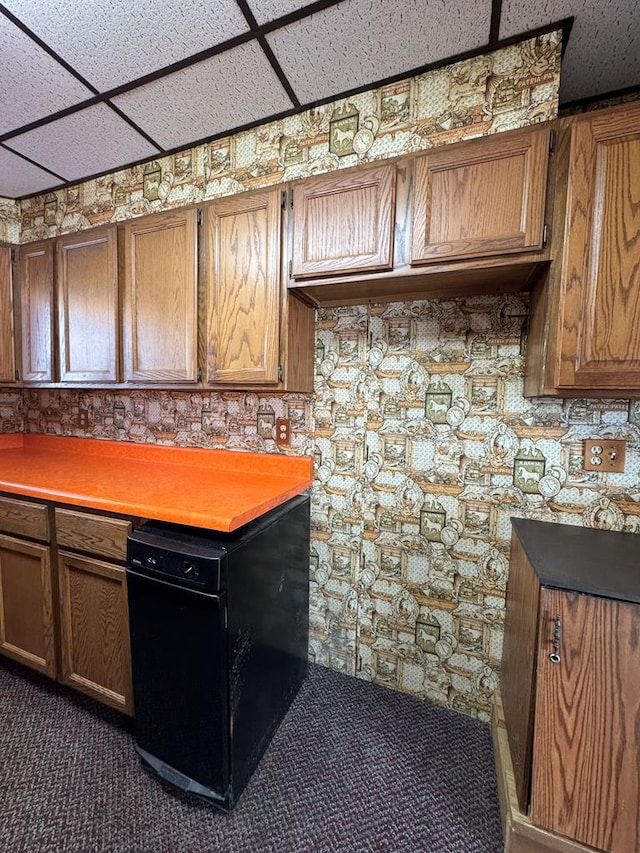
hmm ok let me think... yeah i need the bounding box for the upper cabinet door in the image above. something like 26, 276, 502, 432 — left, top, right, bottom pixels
291, 162, 396, 278
123, 209, 198, 383
19, 240, 54, 383
411, 126, 550, 264
205, 189, 281, 384
556, 103, 640, 390
0, 246, 16, 384
57, 226, 118, 383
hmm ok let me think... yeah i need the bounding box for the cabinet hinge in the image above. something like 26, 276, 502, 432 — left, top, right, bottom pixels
288, 259, 292, 278
196, 209, 203, 225
15, 368, 20, 381
542, 224, 549, 247
10, 248, 16, 262
197, 365, 203, 382
278, 364, 284, 382
548, 129, 556, 155
289, 188, 293, 209
281, 190, 287, 210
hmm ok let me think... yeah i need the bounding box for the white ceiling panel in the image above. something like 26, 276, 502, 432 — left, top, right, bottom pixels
247, 0, 327, 26
266, 0, 491, 103
5, 104, 159, 181
111, 41, 295, 151
0, 15, 93, 135
0, 146, 60, 197
0, 0, 250, 92
500, 0, 640, 102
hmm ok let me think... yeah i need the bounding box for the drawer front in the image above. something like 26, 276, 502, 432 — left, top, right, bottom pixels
55, 508, 132, 562
0, 495, 50, 542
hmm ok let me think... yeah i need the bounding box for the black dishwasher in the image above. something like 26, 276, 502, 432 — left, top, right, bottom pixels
126, 493, 310, 810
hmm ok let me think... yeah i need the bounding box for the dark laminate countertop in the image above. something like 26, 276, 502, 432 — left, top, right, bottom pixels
512, 517, 640, 604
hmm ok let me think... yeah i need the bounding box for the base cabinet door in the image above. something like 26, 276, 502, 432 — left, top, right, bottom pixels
531, 588, 640, 853
58, 551, 133, 715
0, 533, 56, 677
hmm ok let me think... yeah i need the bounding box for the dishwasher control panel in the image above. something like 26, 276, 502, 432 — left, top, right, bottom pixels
127, 522, 228, 592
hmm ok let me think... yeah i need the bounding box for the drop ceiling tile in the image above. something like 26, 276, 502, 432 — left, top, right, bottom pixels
0, 146, 60, 198
500, 0, 640, 102
5, 104, 159, 182
112, 41, 295, 151
0, 16, 93, 135
247, 0, 326, 25
1, 0, 250, 91
266, 0, 491, 103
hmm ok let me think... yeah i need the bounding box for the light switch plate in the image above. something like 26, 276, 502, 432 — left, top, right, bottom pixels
583, 439, 626, 472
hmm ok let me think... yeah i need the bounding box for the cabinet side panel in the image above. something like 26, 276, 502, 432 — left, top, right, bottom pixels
531, 589, 640, 853
0, 246, 16, 383
501, 530, 541, 813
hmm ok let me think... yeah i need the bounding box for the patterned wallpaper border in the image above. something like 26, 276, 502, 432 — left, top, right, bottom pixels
13, 31, 561, 243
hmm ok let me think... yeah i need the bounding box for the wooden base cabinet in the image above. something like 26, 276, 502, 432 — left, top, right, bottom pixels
0, 533, 56, 677
58, 551, 133, 715
501, 519, 640, 853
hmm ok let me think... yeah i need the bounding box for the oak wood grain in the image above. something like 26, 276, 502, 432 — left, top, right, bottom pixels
18, 239, 54, 383
205, 189, 281, 384
0, 533, 56, 676
0, 245, 16, 383
57, 225, 118, 383
123, 209, 198, 383
58, 550, 133, 714
0, 495, 50, 541
412, 125, 550, 263
557, 101, 640, 390
292, 162, 395, 278
531, 588, 640, 853
501, 532, 542, 813
54, 507, 131, 562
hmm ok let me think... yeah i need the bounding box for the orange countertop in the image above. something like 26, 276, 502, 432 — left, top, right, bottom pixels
0, 434, 313, 532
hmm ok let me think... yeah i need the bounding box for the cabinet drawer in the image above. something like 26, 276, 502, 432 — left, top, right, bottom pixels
0, 495, 50, 542
55, 508, 132, 562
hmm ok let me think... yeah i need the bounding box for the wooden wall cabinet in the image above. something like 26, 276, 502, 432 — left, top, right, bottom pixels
203, 188, 315, 391
0, 496, 56, 677
122, 208, 199, 383
0, 245, 17, 384
57, 225, 119, 383
288, 124, 551, 307
411, 125, 550, 264
291, 162, 396, 279
525, 101, 640, 397
500, 519, 640, 853
18, 239, 54, 383
56, 508, 133, 715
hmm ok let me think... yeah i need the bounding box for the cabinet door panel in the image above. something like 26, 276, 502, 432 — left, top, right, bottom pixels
123, 210, 198, 383
19, 240, 54, 382
532, 588, 640, 853
58, 551, 133, 714
58, 226, 118, 382
412, 127, 549, 263
292, 163, 395, 277
0, 246, 16, 383
0, 533, 56, 676
206, 190, 281, 384
558, 105, 640, 389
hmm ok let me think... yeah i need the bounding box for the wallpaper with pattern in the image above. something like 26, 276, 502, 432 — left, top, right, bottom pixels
3, 293, 640, 721
15, 32, 561, 241
0, 32, 603, 720
0, 198, 19, 243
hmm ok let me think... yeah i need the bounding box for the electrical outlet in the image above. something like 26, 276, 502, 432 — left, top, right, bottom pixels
583, 439, 626, 473
78, 408, 90, 429
275, 418, 290, 446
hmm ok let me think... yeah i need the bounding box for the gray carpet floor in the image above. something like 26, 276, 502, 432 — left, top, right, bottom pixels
0, 658, 503, 853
